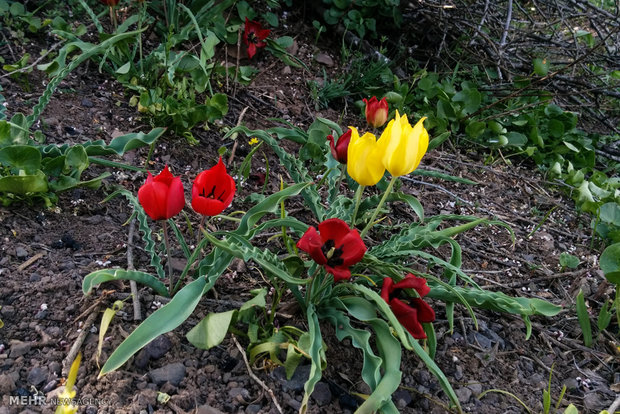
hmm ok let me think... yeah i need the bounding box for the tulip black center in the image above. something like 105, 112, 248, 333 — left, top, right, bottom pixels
248, 33, 257, 44
322, 239, 344, 267
201, 185, 226, 202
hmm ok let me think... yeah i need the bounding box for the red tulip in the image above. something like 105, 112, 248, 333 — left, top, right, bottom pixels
243, 18, 270, 59
192, 157, 236, 216
99, 0, 120, 5
327, 129, 352, 164
381, 274, 435, 339
297, 218, 366, 282
363, 96, 389, 128
138, 166, 185, 221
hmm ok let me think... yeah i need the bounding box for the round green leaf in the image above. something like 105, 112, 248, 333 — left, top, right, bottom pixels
600, 243, 620, 284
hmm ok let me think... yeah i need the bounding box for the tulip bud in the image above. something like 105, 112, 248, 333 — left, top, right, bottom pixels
138, 166, 185, 221
363, 96, 389, 128
327, 129, 352, 164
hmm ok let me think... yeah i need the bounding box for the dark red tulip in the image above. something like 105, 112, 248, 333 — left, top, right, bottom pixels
297, 218, 366, 282
243, 18, 270, 59
138, 166, 185, 221
327, 129, 352, 164
381, 274, 435, 339
363, 96, 389, 128
192, 157, 236, 216
99, 0, 120, 5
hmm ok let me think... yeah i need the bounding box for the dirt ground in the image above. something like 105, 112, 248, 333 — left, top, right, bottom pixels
0, 11, 618, 414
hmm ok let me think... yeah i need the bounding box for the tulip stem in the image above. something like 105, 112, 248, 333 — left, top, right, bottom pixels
162, 221, 175, 297
360, 178, 396, 239
350, 184, 365, 228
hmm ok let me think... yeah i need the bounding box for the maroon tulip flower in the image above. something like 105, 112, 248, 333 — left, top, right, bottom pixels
192, 157, 236, 216
138, 166, 185, 221
327, 129, 352, 164
243, 18, 270, 59
363, 96, 389, 128
297, 218, 366, 282
381, 274, 435, 339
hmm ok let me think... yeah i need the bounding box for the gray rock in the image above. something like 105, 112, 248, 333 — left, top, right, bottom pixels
286, 396, 301, 411
9, 341, 31, 358
35, 310, 48, 319
27, 366, 48, 387
455, 387, 472, 403
0, 374, 16, 394
312, 381, 332, 406
393, 389, 412, 409
16, 246, 29, 259
148, 362, 186, 386
135, 335, 172, 369
29, 273, 41, 282
583, 392, 607, 411
314, 52, 334, 67
245, 404, 262, 414
271, 365, 311, 392
81, 98, 94, 108
196, 404, 226, 414
467, 383, 483, 396
229, 387, 250, 401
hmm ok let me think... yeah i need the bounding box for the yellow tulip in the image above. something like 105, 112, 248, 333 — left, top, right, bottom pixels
346, 127, 385, 186
377, 111, 428, 177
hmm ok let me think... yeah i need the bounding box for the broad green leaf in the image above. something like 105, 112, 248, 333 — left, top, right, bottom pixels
0, 170, 48, 194
99, 275, 214, 376
82, 269, 168, 297
0, 145, 41, 173
600, 242, 620, 284
186, 310, 236, 349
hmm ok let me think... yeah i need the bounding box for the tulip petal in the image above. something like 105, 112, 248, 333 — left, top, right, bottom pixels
337, 230, 366, 266
297, 226, 327, 265
380, 277, 394, 302
166, 176, 186, 218
326, 265, 351, 282
393, 273, 431, 297
390, 297, 427, 339
411, 298, 436, 322
317, 218, 353, 244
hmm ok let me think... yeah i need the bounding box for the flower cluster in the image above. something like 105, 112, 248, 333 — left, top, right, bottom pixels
138, 157, 236, 221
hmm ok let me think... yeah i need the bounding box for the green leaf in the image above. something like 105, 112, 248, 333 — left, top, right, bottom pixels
563, 140, 579, 152
533, 58, 550, 76
427, 131, 451, 151
600, 202, 620, 225
233, 181, 311, 237
576, 290, 592, 347
186, 310, 236, 349
600, 242, 620, 284
559, 252, 580, 269
427, 284, 562, 318
82, 269, 168, 297
300, 305, 324, 414
0, 170, 48, 194
99, 275, 215, 376
97, 301, 124, 367
0, 145, 41, 173
506, 131, 527, 147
